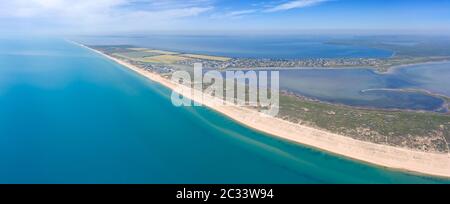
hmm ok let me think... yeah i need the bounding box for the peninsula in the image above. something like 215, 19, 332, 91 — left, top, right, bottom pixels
75, 42, 450, 178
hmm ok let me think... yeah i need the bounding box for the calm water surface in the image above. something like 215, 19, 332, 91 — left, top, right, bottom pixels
75, 35, 393, 59
278, 65, 450, 112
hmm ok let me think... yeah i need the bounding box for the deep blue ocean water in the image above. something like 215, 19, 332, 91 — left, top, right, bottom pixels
0, 38, 448, 184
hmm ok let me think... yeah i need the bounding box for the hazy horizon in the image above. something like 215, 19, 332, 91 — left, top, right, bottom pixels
1, 0, 449, 36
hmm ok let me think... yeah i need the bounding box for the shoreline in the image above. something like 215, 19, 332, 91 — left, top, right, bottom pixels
75, 42, 450, 179
359, 88, 450, 113
381, 59, 450, 74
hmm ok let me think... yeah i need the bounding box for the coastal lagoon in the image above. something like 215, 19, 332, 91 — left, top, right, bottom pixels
395, 62, 450, 96
277, 63, 450, 112
0, 38, 448, 184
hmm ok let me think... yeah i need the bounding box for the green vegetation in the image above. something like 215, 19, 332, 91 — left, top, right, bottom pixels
371, 56, 450, 72
180, 54, 231, 62
278, 94, 450, 153
113, 51, 160, 59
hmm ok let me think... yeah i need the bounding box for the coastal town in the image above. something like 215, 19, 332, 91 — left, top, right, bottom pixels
178, 55, 450, 72
92, 45, 450, 74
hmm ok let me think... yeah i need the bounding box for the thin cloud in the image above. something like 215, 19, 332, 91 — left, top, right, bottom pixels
0, 0, 214, 33
210, 0, 330, 20
0, 0, 336, 34
265, 0, 330, 12
211, 9, 258, 19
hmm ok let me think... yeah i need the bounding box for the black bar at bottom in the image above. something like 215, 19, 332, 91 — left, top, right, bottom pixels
0, 184, 447, 202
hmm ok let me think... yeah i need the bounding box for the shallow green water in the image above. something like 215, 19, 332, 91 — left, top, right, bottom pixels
0, 38, 448, 183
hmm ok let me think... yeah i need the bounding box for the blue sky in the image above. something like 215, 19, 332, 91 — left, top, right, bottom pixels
1, 0, 449, 35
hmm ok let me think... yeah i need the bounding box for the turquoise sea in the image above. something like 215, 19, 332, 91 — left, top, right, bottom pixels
0, 38, 449, 184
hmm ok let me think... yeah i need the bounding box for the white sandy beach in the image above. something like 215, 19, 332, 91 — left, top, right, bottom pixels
79, 43, 450, 178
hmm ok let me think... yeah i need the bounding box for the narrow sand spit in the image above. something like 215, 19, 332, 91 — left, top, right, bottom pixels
78, 42, 450, 178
